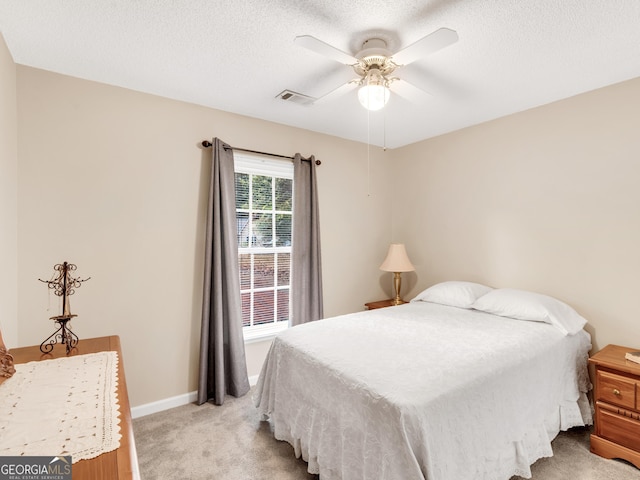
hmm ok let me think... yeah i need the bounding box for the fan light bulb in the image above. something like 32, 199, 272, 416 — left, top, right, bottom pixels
358, 84, 390, 111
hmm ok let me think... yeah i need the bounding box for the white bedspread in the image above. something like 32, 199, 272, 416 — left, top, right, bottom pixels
254, 302, 592, 480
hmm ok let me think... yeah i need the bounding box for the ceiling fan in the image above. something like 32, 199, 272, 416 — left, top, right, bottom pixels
294, 28, 458, 111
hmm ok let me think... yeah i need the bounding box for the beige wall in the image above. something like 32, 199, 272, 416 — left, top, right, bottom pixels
15, 66, 393, 406
0, 34, 18, 347
394, 77, 640, 352
13, 58, 640, 407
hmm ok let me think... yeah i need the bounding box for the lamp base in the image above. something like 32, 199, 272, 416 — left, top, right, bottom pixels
391, 272, 407, 306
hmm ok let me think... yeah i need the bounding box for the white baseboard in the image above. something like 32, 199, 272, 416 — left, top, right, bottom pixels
131, 391, 198, 419
131, 375, 260, 419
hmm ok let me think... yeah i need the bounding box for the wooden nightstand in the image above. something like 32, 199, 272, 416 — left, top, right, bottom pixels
589, 344, 640, 468
365, 299, 401, 310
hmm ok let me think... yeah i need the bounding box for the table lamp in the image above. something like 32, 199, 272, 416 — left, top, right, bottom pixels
380, 243, 415, 305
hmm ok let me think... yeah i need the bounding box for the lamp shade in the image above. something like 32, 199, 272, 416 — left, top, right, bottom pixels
379, 243, 415, 272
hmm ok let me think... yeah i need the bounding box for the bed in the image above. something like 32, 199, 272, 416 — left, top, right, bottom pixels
254, 282, 593, 480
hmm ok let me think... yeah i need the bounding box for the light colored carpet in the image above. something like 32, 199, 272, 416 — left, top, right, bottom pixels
133, 389, 640, 480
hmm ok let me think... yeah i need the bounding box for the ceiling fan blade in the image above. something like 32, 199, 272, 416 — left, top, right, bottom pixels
392, 28, 458, 65
391, 78, 433, 102
294, 35, 358, 65
313, 80, 358, 104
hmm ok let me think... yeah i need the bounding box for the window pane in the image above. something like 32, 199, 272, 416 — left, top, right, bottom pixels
252, 213, 273, 247
252, 175, 272, 211
275, 213, 291, 247
237, 212, 250, 247
277, 253, 290, 286
254, 290, 274, 325
254, 254, 274, 288
275, 177, 292, 211
239, 254, 251, 289
241, 292, 251, 327
235, 173, 249, 209
277, 289, 289, 322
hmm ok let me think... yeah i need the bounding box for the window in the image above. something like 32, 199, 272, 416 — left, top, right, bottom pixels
235, 154, 293, 342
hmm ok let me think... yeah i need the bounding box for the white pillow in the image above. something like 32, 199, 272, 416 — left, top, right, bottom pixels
411, 281, 494, 309
471, 288, 587, 335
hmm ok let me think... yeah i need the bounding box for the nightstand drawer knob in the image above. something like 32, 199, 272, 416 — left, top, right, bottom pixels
613, 388, 621, 396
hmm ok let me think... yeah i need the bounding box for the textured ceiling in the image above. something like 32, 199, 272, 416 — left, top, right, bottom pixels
1, 1, 639, 148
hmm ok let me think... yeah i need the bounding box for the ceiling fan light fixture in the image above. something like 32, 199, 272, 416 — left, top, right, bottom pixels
358, 68, 390, 111
358, 84, 390, 111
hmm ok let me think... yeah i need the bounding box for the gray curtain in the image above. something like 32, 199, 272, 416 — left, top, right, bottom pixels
197, 138, 250, 405
291, 154, 324, 326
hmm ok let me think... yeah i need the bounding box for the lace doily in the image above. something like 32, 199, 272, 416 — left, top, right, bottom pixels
0, 351, 121, 462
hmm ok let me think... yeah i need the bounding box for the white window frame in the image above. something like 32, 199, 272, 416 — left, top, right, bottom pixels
235, 153, 293, 343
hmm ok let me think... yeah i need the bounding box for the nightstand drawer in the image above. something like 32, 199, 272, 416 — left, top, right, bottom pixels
597, 405, 640, 452
597, 370, 636, 410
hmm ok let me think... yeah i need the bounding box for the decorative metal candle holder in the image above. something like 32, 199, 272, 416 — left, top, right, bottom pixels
38, 262, 90, 354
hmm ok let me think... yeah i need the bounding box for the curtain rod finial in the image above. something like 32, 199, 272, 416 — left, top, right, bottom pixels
201, 140, 212, 148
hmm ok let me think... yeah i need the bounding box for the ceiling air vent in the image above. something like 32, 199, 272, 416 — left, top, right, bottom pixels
276, 90, 315, 105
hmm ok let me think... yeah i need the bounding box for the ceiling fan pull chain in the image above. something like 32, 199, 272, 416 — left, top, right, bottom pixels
367, 106, 371, 197
383, 104, 387, 152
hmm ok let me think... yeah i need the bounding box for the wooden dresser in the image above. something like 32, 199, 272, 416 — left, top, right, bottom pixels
589, 344, 640, 468
9, 336, 140, 480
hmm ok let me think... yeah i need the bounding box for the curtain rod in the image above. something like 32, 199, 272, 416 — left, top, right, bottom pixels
201, 140, 321, 165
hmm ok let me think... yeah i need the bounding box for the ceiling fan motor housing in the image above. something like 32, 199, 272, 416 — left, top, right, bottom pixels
353, 38, 397, 79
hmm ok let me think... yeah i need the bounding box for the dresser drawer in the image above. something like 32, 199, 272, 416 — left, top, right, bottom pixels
596, 370, 636, 409
597, 404, 640, 452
